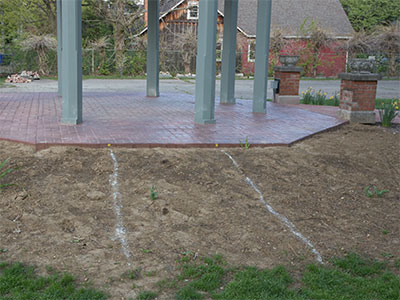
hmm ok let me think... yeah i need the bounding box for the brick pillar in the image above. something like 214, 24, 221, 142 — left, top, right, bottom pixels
273, 66, 303, 104
338, 73, 382, 123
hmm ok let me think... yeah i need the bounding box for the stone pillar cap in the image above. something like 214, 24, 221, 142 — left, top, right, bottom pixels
339, 73, 382, 81
274, 66, 304, 73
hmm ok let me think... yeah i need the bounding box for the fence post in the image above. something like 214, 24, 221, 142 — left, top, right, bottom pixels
92, 49, 95, 74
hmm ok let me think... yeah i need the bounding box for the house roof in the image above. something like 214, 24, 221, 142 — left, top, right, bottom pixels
160, 0, 184, 14
154, 0, 354, 38
222, 0, 354, 38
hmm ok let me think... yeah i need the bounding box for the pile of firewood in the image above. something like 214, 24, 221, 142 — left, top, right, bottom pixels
5, 71, 40, 83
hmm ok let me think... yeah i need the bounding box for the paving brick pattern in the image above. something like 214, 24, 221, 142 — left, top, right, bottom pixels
0, 92, 347, 149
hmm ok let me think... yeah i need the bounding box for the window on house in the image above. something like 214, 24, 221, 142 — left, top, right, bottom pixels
248, 40, 256, 62
187, 2, 199, 20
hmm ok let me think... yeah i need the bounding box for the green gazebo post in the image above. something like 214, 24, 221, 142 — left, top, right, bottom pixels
56, 0, 62, 97
146, 0, 160, 97
220, 0, 239, 104
55, 0, 272, 125
253, 0, 272, 113
60, 0, 82, 124
194, 0, 218, 124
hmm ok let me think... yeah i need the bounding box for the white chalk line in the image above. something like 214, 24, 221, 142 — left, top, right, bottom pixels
109, 149, 131, 264
222, 151, 323, 264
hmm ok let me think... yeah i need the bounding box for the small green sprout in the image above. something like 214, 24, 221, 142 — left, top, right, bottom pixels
0, 158, 14, 190
365, 185, 389, 198
239, 136, 251, 149
150, 185, 158, 201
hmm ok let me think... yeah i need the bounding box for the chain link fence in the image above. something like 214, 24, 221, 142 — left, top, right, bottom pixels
1, 47, 398, 77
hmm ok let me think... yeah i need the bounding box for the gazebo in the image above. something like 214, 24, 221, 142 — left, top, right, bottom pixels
56, 0, 272, 124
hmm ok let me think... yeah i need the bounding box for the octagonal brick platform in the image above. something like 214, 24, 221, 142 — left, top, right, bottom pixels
0, 92, 347, 150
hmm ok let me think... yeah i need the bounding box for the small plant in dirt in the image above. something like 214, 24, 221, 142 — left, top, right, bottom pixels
145, 270, 157, 277
378, 99, 399, 127
365, 185, 389, 198
156, 278, 178, 290
395, 259, 400, 270
141, 248, 153, 254
150, 185, 158, 201
381, 252, 394, 259
239, 136, 250, 149
137, 290, 157, 300
0, 158, 14, 190
179, 251, 195, 263
122, 267, 142, 280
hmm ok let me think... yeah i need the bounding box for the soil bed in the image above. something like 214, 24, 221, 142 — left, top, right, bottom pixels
0, 123, 399, 299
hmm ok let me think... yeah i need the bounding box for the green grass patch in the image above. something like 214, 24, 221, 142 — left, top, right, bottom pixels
136, 290, 157, 300
2, 254, 399, 299
213, 266, 302, 300
0, 262, 107, 299
302, 254, 400, 299
144, 253, 400, 300
395, 260, 400, 270
331, 253, 386, 276
122, 268, 142, 280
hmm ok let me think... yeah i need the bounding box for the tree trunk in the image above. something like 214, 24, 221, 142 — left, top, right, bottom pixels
37, 49, 48, 76
312, 52, 319, 77
388, 52, 397, 77
113, 1, 125, 76
182, 53, 191, 74
114, 23, 125, 76
184, 63, 191, 74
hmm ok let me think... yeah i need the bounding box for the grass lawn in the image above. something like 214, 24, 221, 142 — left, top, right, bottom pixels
2, 254, 399, 300
166, 253, 400, 300
0, 262, 107, 300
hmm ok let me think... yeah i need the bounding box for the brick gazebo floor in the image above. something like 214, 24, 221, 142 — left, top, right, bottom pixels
0, 92, 347, 150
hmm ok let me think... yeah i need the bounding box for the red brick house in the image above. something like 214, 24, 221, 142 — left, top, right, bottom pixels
141, 0, 354, 77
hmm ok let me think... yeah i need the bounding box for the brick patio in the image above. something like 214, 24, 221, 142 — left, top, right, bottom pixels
0, 92, 347, 149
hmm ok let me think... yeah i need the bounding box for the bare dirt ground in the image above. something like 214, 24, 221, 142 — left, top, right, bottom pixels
0, 123, 399, 299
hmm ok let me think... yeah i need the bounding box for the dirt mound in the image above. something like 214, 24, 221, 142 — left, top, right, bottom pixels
0, 123, 399, 299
